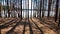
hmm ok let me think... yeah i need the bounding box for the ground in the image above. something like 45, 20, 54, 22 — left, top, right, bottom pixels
0, 17, 59, 34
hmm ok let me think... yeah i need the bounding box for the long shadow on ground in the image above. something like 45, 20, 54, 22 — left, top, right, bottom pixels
6, 19, 32, 34
0, 18, 17, 29
22, 19, 34, 34
28, 20, 34, 34
22, 21, 26, 34
37, 18, 58, 34
6, 19, 22, 34
30, 19, 44, 34
39, 18, 57, 32
0, 18, 17, 34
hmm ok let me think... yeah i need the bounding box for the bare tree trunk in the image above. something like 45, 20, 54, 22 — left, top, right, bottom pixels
0, 3, 1, 17
42, 0, 44, 17
58, 13, 60, 27
31, 0, 32, 18
21, 0, 22, 19
0, 29, 1, 34
7, 0, 10, 17
47, 0, 52, 18
0, 7, 1, 17
28, 0, 29, 21
55, 0, 59, 22
40, 0, 42, 18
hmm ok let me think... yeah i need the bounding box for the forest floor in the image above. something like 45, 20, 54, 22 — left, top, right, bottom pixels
0, 17, 59, 34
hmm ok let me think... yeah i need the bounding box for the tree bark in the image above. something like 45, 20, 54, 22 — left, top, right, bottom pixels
47, 0, 52, 18
40, 0, 42, 18
0, 3, 1, 17
58, 13, 60, 27
7, 0, 10, 17
42, 0, 44, 17
0, 29, 1, 34
0, 7, 1, 17
55, 0, 59, 22
21, 0, 22, 19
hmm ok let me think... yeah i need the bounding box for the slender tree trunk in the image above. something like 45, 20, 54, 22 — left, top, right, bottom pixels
0, 3, 1, 17
31, 0, 32, 18
7, 0, 10, 17
0, 6, 1, 17
0, 3, 1, 33
42, 0, 44, 17
0, 29, 1, 34
28, 0, 29, 21
55, 0, 59, 22
4, 9, 5, 18
58, 13, 60, 27
0, 10, 1, 17
21, 0, 22, 19
40, 0, 42, 18
18, 13, 19, 17
47, 0, 52, 18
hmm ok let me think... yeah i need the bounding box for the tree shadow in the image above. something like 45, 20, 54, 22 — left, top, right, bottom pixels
0, 18, 17, 29
22, 21, 26, 34
6, 18, 31, 34
41, 19, 57, 28
30, 19, 44, 34
28, 20, 34, 34
37, 18, 57, 27
0, 18, 18, 34
22, 19, 34, 34
6, 19, 22, 34
37, 18, 57, 29
39, 18, 58, 33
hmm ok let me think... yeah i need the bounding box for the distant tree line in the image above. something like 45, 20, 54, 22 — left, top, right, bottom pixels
0, 0, 59, 23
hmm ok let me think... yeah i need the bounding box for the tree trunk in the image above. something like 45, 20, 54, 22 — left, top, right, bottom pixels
47, 0, 52, 18
28, 0, 29, 21
42, 0, 44, 17
0, 7, 1, 17
55, 0, 59, 22
7, 0, 10, 17
40, 0, 42, 18
0, 29, 1, 34
0, 3, 1, 17
58, 13, 60, 27
31, 0, 32, 18
21, 0, 22, 19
